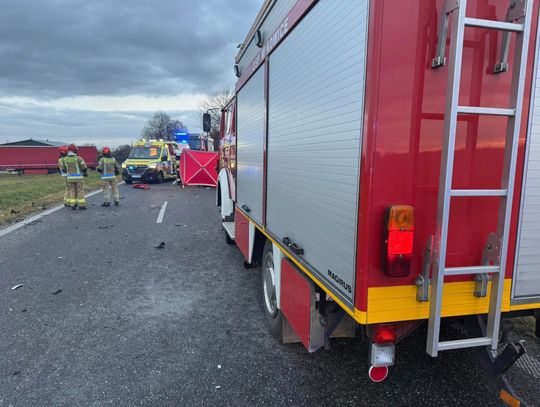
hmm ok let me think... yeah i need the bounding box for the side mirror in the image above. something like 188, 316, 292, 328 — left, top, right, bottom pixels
203, 113, 212, 133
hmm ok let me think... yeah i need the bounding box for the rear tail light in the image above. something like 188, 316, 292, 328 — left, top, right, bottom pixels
383, 205, 414, 277
373, 324, 397, 344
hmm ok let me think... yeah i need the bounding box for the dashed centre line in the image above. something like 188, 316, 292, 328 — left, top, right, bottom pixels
156, 201, 168, 224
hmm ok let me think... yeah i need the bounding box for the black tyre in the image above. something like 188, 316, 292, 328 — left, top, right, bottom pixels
261, 240, 283, 340
157, 172, 164, 184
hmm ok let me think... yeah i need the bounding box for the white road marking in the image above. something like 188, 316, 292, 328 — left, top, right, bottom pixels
0, 181, 126, 238
156, 201, 168, 224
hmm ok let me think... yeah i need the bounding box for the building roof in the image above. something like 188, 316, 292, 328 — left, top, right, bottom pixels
0, 138, 67, 147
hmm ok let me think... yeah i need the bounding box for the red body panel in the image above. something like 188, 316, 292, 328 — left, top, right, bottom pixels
179, 150, 219, 187
235, 208, 250, 261
355, 0, 540, 311
280, 258, 311, 349
0, 146, 98, 170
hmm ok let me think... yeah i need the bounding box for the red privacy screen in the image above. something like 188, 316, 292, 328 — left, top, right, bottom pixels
178, 150, 219, 187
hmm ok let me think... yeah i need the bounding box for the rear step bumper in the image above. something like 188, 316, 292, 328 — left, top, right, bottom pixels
222, 221, 235, 240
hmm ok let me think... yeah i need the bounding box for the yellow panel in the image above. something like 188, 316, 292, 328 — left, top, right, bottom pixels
366, 279, 540, 324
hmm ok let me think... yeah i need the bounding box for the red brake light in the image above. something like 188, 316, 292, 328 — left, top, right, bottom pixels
373, 324, 397, 343
383, 205, 414, 277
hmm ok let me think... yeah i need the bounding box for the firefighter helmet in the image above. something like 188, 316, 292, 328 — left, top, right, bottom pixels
102, 146, 111, 155
67, 143, 78, 152
59, 145, 68, 154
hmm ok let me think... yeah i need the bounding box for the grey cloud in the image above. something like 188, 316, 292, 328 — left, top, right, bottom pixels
0, 102, 200, 147
0, 0, 261, 98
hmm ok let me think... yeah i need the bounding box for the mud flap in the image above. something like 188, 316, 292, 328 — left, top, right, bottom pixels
280, 259, 355, 352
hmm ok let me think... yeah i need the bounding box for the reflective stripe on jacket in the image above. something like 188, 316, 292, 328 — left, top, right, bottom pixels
98, 156, 118, 180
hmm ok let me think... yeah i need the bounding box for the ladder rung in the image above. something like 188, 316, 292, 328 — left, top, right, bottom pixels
464, 17, 524, 32
451, 189, 507, 197
438, 337, 492, 351
445, 265, 499, 276
458, 106, 515, 116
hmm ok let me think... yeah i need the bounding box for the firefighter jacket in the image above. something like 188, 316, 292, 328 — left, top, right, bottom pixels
61, 153, 87, 181
97, 156, 119, 180
58, 157, 67, 177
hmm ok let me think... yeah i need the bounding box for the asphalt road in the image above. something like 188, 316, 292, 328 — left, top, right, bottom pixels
0, 182, 539, 406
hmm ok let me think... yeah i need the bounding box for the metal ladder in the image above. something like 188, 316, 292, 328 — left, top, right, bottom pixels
426, 0, 533, 357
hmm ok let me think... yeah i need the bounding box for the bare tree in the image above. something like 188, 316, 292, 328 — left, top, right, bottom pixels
141, 112, 187, 141
198, 87, 234, 139
111, 144, 131, 163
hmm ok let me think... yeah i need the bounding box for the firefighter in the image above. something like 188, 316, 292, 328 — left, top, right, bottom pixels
61, 143, 88, 210
58, 145, 69, 206
97, 146, 120, 207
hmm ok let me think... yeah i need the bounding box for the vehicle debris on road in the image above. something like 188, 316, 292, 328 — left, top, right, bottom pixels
155, 242, 166, 249
52, 289, 62, 295
11, 284, 23, 290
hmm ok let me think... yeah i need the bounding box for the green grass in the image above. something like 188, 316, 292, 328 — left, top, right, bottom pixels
0, 171, 105, 225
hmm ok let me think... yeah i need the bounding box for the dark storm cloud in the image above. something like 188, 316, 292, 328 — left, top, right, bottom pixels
0, 0, 261, 98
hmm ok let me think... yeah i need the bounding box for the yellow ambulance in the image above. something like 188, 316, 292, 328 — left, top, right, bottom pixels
122, 140, 180, 184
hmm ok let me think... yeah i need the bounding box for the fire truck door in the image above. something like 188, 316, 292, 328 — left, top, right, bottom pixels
236, 67, 265, 224
513, 38, 540, 303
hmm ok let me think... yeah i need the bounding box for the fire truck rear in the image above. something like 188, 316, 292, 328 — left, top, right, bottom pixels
214, 0, 540, 401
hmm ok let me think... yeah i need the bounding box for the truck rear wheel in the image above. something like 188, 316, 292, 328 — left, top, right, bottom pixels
157, 171, 164, 184
261, 240, 282, 340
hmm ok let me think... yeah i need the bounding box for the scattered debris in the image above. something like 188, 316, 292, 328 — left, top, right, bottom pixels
21, 308, 27, 313
175, 223, 182, 226
10, 208, 20, 214
133, 184, 150, 190
26, 219, 43, 226
155, 242, 166, 249
58, 257, 63, 260
218, 365, 222, 369
12, 371, 20, 376
52, 289, 62, 295
215, 386, 221, 389
14, 218, 24, 223
11, 284, 23, 290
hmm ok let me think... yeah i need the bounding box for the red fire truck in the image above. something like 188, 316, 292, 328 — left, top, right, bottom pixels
215, 0, 540, 400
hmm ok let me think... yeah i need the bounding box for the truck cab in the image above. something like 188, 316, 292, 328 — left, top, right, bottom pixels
122, 140, 179, 184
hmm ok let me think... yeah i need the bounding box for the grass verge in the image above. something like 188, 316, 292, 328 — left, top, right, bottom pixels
0, 171, 105, 226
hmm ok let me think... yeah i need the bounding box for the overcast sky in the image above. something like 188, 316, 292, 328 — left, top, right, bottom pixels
0, 0, 262, 147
